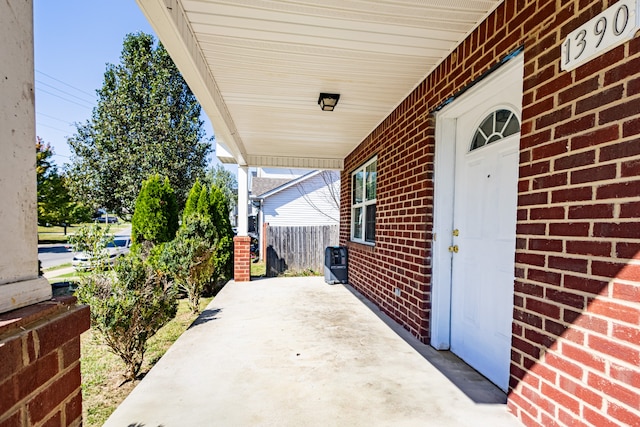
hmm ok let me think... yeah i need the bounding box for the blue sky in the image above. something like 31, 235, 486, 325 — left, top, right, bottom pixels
34, 0, 220, 169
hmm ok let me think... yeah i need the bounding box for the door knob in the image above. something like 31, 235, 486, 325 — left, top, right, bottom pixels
448, 245, 459, 253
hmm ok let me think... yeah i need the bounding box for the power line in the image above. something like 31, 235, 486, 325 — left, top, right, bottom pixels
38, 88, 94, 109
37, 123, 72, 134
36, 112, 76, 126
35, 70, 96, 98
36, 79, 95, 105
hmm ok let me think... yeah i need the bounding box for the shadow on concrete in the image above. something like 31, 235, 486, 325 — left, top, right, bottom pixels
342, 283, 507, 405
127, 423, 164, 427
188, 308, 221, 329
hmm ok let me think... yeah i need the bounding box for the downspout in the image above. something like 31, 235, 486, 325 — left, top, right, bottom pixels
257, 198, 264, 261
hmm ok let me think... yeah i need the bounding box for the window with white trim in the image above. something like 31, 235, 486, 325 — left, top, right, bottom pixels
351, 157, 376, 244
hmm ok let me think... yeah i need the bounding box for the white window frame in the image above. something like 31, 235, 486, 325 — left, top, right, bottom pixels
351, 157, 377, 245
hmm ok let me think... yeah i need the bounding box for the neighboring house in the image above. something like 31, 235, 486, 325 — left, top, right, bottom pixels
251, 170, 339, 227
250, 169, 340, 260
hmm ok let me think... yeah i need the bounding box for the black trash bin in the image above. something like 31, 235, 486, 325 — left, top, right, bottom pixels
324, 246, 348, 284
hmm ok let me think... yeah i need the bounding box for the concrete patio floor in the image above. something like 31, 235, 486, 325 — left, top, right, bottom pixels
104, 276, 522, 427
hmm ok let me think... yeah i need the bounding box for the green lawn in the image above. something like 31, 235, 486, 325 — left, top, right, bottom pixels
45, 262, 72, 272
250, 259, 266, 277
50, 270, 89, 281
38, 222, 130, 244
81, 297, 212, 427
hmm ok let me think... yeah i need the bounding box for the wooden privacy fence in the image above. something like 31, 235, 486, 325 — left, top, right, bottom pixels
265, 225, 339, 276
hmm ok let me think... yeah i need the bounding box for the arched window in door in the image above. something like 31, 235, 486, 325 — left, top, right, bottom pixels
470, 109, 520, 151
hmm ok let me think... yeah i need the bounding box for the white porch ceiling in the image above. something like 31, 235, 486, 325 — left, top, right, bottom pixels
136, 0, 502, 169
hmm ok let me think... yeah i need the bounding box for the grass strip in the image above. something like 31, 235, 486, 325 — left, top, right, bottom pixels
81, 297, 212, 426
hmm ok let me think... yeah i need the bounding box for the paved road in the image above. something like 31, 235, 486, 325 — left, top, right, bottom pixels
38, 244, 73, 269
38, 225, 132, 269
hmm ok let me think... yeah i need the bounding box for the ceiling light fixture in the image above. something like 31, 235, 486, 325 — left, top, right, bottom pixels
318, 93, 340, 111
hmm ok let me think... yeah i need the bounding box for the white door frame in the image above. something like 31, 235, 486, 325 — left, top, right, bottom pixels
430, 53, 524, 350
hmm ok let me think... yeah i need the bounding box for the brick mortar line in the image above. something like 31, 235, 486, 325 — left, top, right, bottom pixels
0, 359, 80, 425
39, 384, 82, 427
520, 137, 640, 160
514, 338, 640, 391
516, 291, 640, 318
511, 366, 640, 423
518, 270, 638, 287
512, 318, 636, 344
516, 236, 640, 242
514, 277, 638, 299
516, 196, 640, 207
519, 139, 640, 166
529, 94, 640, 132
513, 302, 640, 331
523, 79, 640, 123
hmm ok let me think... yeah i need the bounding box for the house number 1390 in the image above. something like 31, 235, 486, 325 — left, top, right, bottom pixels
561, 0, 639, 71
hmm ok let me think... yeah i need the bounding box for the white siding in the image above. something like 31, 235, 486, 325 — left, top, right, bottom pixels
263, 171, 339, 226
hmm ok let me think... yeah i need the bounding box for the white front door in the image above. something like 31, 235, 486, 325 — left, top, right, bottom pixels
441, 58, 523, 392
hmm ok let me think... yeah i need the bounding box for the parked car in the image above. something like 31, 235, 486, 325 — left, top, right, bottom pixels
94, 215, 119, 223
72, 237, 131, 270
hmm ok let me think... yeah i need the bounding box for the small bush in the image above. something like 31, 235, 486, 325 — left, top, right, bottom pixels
159, 214, 216, 313
67, 223, 114, 270
76, 252, 177, 381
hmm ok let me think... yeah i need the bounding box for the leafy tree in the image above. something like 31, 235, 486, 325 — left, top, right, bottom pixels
38, 170, 70, 225
182, 178, 202, 220
76, 251, 177, 381
131, 174, 179, 245
196, 185, 210, 215
208, 185, 234, 282
203, 164, 237, 212
209, 185, 232, 232
67, 32, 210, 215
36, 137, 54, 186
36, 138, 92, 229
196, 183, 233, 283
160, 181, 234, 312
202, 167, 235, 280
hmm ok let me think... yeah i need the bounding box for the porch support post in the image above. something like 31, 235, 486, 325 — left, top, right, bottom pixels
0, 0, 51, 313
234, 166, 251, 281
0, 3, 89, 426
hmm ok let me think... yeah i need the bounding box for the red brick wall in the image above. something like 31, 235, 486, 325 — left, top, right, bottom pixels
341, 0, 640, 425
234, 236, 251, 282
0, 297, 90, 426
341, 112, 434, 340
511, 0, 640, 425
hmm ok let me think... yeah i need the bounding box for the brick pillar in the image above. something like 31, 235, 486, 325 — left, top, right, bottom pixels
234, 236, 251, 282
0, 296, 90, 426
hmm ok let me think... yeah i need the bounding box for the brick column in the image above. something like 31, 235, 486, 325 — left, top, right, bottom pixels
0, 297, 90, 426
234, 236, 251, 282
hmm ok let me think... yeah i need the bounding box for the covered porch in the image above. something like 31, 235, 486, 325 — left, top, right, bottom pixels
133, 0, 505, 281
104, 276, 519, 426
